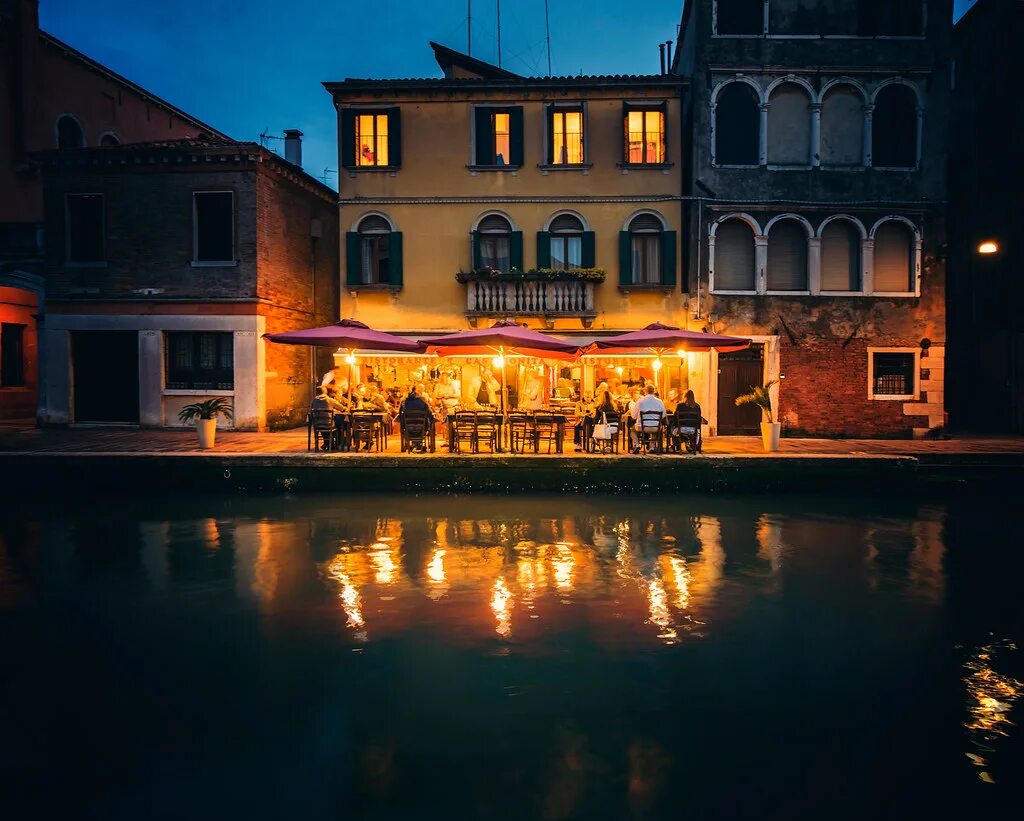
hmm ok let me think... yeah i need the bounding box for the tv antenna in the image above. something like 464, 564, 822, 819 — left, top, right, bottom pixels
496, 0, 501, 67
259, 129, 284, 151
320, 168, 336, 185
545, 0, 551, 75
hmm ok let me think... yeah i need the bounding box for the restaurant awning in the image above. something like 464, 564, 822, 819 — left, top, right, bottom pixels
262, 319, 428, 353
422, 320, 584, 361
583, 322, 751, 355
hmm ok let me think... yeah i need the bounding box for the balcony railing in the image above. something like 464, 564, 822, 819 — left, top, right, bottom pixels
458, 271, 599, 328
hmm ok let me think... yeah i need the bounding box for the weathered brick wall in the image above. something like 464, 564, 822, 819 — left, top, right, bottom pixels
256, 162, 339, 429
42, 163, 259, 299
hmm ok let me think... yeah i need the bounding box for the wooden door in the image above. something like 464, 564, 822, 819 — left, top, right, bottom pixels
717, 344, 764, 435
72, 331, 139, 423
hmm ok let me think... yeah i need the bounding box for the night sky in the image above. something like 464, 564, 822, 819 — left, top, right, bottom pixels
42, 0, 978, 189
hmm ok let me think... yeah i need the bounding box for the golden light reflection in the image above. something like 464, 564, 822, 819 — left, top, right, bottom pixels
370, 542, 398, 586
427, 548, 446, 584
668, 556, 690, 611
324, 554, 367, 641
553, 543, 575, 592
964, 639, 1021, 783
646, 577, 677, 644
491, 576, 513, 638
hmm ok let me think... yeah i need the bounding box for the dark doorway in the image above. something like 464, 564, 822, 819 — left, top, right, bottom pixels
72, 331, 139, 423
717, 343, 764, 435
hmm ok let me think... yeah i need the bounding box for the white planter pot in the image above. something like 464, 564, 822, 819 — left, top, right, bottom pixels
760, 422, 781, 453
197, 418, 217, 449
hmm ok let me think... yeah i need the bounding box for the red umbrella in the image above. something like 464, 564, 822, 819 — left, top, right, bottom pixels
585, 322, 751, 355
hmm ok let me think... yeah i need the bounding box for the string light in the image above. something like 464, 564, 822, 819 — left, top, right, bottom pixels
492, 355, 505, 369
344, 353, 357, 365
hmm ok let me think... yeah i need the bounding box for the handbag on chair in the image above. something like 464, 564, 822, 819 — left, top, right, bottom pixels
592, 413, 613, 441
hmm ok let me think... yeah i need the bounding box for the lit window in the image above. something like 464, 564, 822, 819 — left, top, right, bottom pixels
192, 192, 234, 263
551, 108, 584, 164
625, 107, 665, 164
65, 194, 104, 264
493, 112, 510, 166
549, 214, 583, 270
357, 113, 389, 167
357, 215, 391, 284
869, 350, 918, 400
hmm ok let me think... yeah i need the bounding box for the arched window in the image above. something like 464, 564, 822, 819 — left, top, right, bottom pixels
628, 213, 663, 285
475, 214, 513, 271
714, 219, 756, 292
766, 219, 808, 291
872, 84, 918, 168
767, 84, 811, 166
549, 214, 584, 270
56, 115, 84, 149
873, 221, 914, 292
99, 133, 120, 147
820, 85, 864, 166
356, 215, 391, 285
715, 83, 760, 166
715, 0, 763, 35
820, 220, 862, 291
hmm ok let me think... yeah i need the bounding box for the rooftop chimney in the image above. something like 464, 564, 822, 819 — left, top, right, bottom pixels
283, 129, 303, 168
659, 43, 666, 75
665, 40, 673, 74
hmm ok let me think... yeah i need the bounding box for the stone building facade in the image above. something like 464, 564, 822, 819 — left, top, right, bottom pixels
675, 0, 951, 436
37, 137, 339, 430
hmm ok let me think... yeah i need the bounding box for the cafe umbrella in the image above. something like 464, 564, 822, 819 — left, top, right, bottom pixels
263, 318, 427, 407
422, 320, 583, 416
584, 322, 751, 397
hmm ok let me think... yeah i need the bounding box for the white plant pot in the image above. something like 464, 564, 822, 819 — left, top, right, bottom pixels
760, 422, 781, 453
197, 418, 217, 449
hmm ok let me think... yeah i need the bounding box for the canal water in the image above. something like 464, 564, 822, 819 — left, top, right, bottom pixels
1, 493, 1021, 819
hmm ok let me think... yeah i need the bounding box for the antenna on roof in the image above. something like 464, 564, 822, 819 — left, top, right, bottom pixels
468, 0, 471, 55
544, 0, 551, 76
496, 0, 502, 67
320, 168, 336, 185
259, 129, 284, 152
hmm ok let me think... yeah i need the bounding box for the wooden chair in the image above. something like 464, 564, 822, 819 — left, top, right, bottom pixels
637, 410, 665, 454
533, 412, 561, 454
350, 410, 379, 452
590, 413, 619, 454
670, 406, 702, 454
308, 409, 337, 452
452, 411, 478, 453
475, 411, 500, 453
507, 411, 536, 453
400, 410, 431, 453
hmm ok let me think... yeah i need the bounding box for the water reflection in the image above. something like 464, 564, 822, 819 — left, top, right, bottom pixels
964, 638, 1021, 783
491, 576, 512, 637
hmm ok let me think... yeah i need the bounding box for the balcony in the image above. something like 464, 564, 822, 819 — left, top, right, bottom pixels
457, 270, 602, 328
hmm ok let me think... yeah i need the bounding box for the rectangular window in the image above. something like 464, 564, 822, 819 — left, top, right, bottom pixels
65, 194, 104, 263
632, 234, 661, 284
493, 112, 510, 166
360, 235, 390, 284
193, 192, 234, 263
869, 350, 918, 400
166, 332, 234, 390
625, 107, 666, 164
0, 323, 26, 387
479, 236, 510, 271
356, 113, 390, 167
550, 108, 584, 164
550, 235, 582, 270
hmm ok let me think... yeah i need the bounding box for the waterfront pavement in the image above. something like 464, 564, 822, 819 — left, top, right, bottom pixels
1, 423, 1023, 457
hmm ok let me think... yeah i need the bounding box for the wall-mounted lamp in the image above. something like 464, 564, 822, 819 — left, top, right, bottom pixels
978, 240, 999, 255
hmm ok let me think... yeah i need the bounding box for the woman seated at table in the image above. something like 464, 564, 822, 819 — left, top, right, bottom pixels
585, 390, 620, 450
670, 390, 706, 453
572, 392, 594, 450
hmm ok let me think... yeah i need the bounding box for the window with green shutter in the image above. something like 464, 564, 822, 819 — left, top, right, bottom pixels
473, 106, 523, 167
341, 108, 401, 169
621, 213, 673, 289
346, 214, 402, 289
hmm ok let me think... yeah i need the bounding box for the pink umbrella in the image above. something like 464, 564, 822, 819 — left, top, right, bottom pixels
585, 322, 751, 355
264, 319, 426, 407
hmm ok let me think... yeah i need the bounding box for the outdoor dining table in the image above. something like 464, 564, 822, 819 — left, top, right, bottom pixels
342, 410, 389, 452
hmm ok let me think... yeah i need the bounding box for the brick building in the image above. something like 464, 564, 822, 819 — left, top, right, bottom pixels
0, 0, 224, 422
36, 136, 339, 430
675, 0, 950, 437
947, 0, 1024, 433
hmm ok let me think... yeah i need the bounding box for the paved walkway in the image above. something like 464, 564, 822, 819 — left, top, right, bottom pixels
1, 425, 1022, 457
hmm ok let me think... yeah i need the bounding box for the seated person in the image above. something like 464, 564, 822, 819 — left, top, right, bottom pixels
572, 393, 594, 449
671, 390, 706, 453
588, 390, 620, 449
664, 388, 680, 414
400, 386, 431, 418
629, 385, 666, 452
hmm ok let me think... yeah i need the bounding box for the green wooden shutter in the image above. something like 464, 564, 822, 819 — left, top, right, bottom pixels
619, 231, 633, 286
536, 231, 551, 268
472, 230, 482, 270
509, 106, 524, 167
475, 107, 493, 166
388, 231, 403, 288
510, 231, 523, 271
386, 107, 401, 168
660, 230, 677, 288
545, 104, 555, 164
340, 110, 356, 169
581, 231, 596, 268
345, 232, 361, 287
621, 102, 630, 163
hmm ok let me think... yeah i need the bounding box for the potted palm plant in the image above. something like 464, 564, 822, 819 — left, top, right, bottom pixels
735, 380, 781, 452
178, 398, 233, 449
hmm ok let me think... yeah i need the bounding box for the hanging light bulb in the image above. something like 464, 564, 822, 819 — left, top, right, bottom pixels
492, 355, 505, 369
344, 353, 357, 365
652, 358, 663, 373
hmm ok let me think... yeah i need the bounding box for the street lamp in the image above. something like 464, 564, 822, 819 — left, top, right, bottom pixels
978, 240, 999, 255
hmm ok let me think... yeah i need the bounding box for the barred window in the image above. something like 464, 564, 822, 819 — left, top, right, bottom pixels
870, 351, 917, 399
166, 332, 234, 390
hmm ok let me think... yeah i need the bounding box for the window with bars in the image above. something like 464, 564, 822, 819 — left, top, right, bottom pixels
549, 106, 585, 165
166, 332, 234, 390
623, 105, 666, 165
870, 351, 917, 399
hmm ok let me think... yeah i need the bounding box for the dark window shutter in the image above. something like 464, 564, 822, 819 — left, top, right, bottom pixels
388, 231, 403, 288
475, 107, 493, 166
766, 222, 808, 291
581, 231, 596, 268
715, 220, 756, 291
341, 110, 356, 169
621, 102, 630, 163
472, 230, 482, 270
345, 232, 361, 287
509, 231, 523, 271
660, 230, 677, 287
821, 222, 861, 291
874, 222, 913, 292
545, 104, 555, 163
386, 107, 401, 167
509, 106, 524, 166
536, 231, 551, 268
619, 231, 633, 286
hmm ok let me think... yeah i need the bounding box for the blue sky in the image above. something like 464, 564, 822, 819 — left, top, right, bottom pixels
43, 0, 977, 189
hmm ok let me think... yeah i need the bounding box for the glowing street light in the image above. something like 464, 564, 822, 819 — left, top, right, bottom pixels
978, 241, 999, 255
